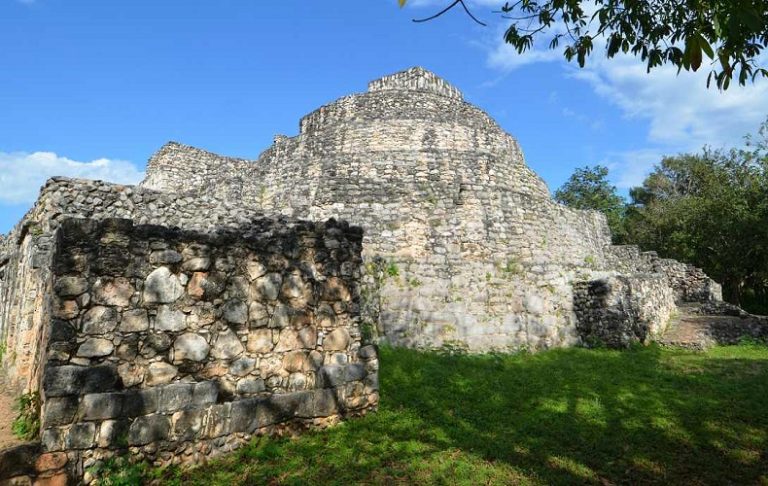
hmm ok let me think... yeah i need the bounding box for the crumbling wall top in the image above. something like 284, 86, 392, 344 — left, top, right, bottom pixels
367, 67, 463, 100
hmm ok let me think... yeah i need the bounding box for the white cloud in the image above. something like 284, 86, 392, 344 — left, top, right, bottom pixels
483, 17, 768, 187
0, 151, 144, 204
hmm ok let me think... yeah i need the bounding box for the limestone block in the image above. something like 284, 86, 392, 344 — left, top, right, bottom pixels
146, 362, 178, 385
274, 327, 317, 352
158, 383, 194, 412
236, 378, 265, 395
117, 362, 145, 387
143, 267, 183, 304
250, 273, 282, 301
192, 381, 219, 406
211, 328, 244, 360
42, 396, 79, 427
77, 338, 114, 358
172, 410, 203, 441
246, 329, 274, 353
248, 301, 270, 327
93, 277, 134, 307
81, 392, 124, 420
54, 276, 88, 297
120, 308, 149, 332
223, 299, 248, 325
173, 333, 210, 362
230, 356, 256, 376
128, 414, 171, 446
154, 305, 187, 332
245, 258, 267, 280
282, 351, 312, 373
64, 422, 97, 449
150, 249, 182, 265
323, 328, 351, 351
81, 306, 118, 335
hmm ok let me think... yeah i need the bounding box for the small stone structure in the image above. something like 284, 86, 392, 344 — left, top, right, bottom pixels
0, 67, 747, 483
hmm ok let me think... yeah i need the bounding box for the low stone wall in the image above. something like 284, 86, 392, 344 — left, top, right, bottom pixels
605, 246, 722, 303
1, 216, 377, 483
573, 275, 676, 348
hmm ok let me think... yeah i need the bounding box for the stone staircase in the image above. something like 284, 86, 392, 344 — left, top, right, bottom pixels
658, 303, 768, 350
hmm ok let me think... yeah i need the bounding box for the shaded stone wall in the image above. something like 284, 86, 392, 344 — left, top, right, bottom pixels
0, 211, 377, 483
573, 275, 676, 348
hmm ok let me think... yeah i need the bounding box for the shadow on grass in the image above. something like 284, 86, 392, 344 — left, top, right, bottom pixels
166, 345, 768, 485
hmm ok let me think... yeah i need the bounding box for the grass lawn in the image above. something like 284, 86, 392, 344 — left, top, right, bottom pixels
150, 344, 768, 485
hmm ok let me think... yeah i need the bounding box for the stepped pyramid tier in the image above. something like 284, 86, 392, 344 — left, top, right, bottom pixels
136, 67, 721, 351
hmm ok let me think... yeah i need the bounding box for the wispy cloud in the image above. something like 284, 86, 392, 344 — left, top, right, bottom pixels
482, 14, 768, 187
0, 151, 144, 204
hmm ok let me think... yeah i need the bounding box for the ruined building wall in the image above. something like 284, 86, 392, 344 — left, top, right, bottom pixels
140, 68, 617, 351
0, 212, 376, 483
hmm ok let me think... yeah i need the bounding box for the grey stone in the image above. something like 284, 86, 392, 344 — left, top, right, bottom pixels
173, 333, 210, 362
128, 414, 171, 445
251, 273, 282, 301
158, 383, 194, 412
150, 249, 182, 265
143, 266, 183, 304
317, 365, 344, 388
230, 356, 256, 376
223, 299, 248, 324
323, 328, 350, 351
43, 396, 79, 427
120, 309, 149, 332
246, 328, 273, 353
81, 392, 123, 420
54, 276, 88, 297
77, 338, 114, 358
146, 362, 177, 385
192, 381, 219, 406
211, 328, 244, 360
344, 363, 366, 382
236, 378, 265, 395
92, 277, 134, 307
65, 422, 97, 449
154, 305, 187, 331
81, 306, 118, 335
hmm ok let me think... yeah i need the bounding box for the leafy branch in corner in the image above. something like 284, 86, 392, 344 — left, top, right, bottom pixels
399, 0, 768, 90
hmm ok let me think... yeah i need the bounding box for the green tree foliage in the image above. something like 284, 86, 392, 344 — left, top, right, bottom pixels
555, 165, 627, 242
400, 0, 768, 89
625, 121, 768, 311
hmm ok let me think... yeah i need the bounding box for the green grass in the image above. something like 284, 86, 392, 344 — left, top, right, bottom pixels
12, 392, 40, 441
151, 344, 768, 485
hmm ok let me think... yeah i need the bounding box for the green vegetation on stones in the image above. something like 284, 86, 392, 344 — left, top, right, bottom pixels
157, 344, 768, 485
12, 392, 40, 441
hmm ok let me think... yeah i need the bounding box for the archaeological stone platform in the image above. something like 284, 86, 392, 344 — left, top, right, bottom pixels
0, 66, 754, 483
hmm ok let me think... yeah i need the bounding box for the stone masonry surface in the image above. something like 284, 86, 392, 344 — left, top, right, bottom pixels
0, 66, 745, 483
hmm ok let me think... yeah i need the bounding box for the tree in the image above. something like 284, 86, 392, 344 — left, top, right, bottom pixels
624, 122, 768, 311
400, 0, 768, 90
554, 165, 627, 242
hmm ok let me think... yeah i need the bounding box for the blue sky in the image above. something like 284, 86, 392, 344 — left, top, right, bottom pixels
2, 0, 767, 233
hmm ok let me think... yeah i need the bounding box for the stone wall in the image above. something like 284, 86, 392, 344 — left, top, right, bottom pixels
605, 246, 722, 303
573, 275, 676, 348
138, 67, 621, 351
0, 214, 377, 483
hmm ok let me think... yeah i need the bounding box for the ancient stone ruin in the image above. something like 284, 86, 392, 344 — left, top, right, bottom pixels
0, 67, 765, 483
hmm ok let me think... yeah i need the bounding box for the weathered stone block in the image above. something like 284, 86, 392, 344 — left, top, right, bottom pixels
236, 378, 265, 395
81, 306, 118, 335
191, 381, 219, 407
146, 362, 177, 386
92, 277, 134, 307
54, 276, 88, 298
246, 328, 273, 353
77, 338, 114, 358
143, 267, 183, 304
128, 414, 171, 445
274, 327, 317, 351
43, 396, 79, 427
154, 306, 186, 332
250, 273, 282, 301
211, 328, 244, 360
81, 392, 124, 420
158, 383, 194, 412
323, 328, 350, 351
120, 309, 149, 332
173, 333, 210, 363
65, 422, 96, 449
